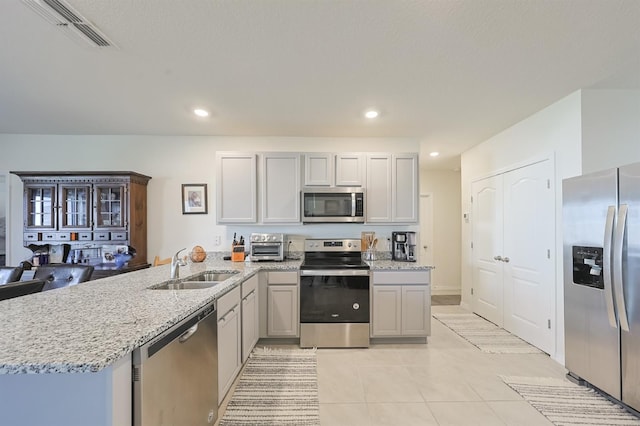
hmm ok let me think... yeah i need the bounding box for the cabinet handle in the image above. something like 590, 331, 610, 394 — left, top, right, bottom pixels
503, 257, 510, 263
494, 255, 502, 261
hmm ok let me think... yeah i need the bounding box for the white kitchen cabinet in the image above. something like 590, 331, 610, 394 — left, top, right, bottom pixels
241, 274, 260, 363
366, 154, 418, 223
304, 152, 364, 187
371, 270, 431, 337
335, 153, 364, 186
366, 154, 393, 222
217, 286, 242, 404
216, 152, 257, 223
261, 152, 301, 223
267, 271, 299, 337
304, 153, 334, 186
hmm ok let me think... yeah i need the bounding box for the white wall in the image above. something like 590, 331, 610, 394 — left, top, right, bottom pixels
420, 169, 461, 294
0, 135, 420, 265
460, 91, 583, 363
581, 89, 640, 173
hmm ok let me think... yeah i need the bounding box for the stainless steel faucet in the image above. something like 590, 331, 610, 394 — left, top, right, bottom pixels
170, 248, 187, 279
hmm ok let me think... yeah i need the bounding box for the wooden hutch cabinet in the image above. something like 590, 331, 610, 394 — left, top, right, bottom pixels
11, 171, 151, 269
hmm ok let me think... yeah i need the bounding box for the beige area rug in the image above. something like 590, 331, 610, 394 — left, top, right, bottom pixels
433, 312, 543, 354
502, 376, 640, 425
219, 348, 320, 425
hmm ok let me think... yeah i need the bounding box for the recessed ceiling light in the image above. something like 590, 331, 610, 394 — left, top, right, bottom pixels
430, 152, 440, 157
193, 108, 209, 117
364, 110, 379, 119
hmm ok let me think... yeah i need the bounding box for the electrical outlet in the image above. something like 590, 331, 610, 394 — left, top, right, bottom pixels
214, 235, 221, 246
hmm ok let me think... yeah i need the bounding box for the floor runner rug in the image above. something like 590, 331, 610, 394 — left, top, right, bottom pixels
433, 312, 542, 354
501, 376, 640, 425
219, 348, 320, 425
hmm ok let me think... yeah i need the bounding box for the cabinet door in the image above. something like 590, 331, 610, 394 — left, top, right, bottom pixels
59, 184, 92, 230
216, 152, 257, 223
401, 285, 430, 336
94, 184, 127, 230
304, 153, 333, 186
392, 154, 419, 222
267, 285, 299, 337
335, 153, 364, 187
218, 304, 241, 403
241, 289, 258, 363
261, 153, 301, 223
24, 184, 57, 230
366, 154, 393, 222
371, 286, 402, 336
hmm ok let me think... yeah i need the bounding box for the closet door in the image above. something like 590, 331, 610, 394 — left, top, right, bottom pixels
502, 160, 554, 353
471, 175, 504, 326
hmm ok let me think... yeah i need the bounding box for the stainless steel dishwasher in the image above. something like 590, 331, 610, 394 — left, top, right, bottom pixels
133, 301, 218, 426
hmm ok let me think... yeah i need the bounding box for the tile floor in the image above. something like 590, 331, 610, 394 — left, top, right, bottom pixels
218, 305, 567, 425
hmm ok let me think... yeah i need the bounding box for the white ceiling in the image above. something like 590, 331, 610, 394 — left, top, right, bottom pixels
1, 0, 639, 169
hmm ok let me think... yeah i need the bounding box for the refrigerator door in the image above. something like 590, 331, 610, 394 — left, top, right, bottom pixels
618, 162, 640, 411
563, 168, 621, 400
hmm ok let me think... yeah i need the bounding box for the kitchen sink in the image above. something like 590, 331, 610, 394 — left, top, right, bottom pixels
185, 271, 239, 282
153, 281, 221, 290
150, 270, 240, 290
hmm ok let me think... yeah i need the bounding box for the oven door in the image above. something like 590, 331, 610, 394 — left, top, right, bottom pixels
250, 242, 283, 261
300, 270, 369, 323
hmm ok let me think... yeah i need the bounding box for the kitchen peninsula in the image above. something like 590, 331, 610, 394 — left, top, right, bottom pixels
0, 256, 431, 426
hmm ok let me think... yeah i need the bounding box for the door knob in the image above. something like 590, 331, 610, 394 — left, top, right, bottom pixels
503, 257, 510, 263
494, 255, 503, 261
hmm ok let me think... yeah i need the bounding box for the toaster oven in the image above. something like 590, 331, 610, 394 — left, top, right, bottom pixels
249, 233, 285, 261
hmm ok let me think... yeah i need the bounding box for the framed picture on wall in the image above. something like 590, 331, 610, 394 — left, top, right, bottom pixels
182, 183, 208, 214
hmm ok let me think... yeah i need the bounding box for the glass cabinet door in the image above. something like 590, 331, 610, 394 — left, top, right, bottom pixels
59, 184, 92, 230
25, 184, 56, 229
95, 185, 126, 229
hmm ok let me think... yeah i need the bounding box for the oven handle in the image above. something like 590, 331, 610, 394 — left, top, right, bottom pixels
300, 269, 370, 277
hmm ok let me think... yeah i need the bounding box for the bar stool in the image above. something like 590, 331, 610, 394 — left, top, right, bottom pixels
34, 265, 94, 291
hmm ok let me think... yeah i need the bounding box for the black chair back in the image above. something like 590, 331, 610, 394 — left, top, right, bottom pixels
34, 265, 94, 291
0, 266, 23, 285
0, 279, 46, 301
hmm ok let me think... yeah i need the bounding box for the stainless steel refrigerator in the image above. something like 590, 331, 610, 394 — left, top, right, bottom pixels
563, 162, 640, 412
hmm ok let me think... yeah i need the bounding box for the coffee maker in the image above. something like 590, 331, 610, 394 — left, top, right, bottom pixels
391, 231, 416, 262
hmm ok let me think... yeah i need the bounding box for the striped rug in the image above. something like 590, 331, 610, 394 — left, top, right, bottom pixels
433, 312, 543, 354
219, 348, 320, 425
501, 376, 640, 425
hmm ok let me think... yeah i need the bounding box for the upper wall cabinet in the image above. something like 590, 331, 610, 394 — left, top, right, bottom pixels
260, 153, 301, 223
304, 153, 364, 187
216, 152, 257, 223
366, 153, 418, 223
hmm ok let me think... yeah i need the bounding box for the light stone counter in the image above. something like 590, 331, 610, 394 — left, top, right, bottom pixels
366, 259, 434, 270
0, 258, 301, 375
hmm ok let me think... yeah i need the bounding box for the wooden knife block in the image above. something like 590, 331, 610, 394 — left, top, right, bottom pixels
231, 245, 245, 262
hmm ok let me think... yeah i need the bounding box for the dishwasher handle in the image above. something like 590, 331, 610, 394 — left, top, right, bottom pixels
179, 324, 199, 343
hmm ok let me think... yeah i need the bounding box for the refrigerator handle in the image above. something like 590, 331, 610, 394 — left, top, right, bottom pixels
613, 204, 630, 332
603, 205, 618, 328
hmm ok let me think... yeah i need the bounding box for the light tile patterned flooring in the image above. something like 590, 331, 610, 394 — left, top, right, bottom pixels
219, 305, 567, 425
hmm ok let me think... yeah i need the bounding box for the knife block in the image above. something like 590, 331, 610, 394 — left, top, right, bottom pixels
231, 245, 245, 262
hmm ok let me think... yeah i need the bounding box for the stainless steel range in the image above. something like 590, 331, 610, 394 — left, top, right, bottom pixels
299, 238, 370, 348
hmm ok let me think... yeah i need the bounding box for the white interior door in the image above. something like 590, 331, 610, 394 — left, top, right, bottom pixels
472, 175, 504, 326
502, 160, 554, 353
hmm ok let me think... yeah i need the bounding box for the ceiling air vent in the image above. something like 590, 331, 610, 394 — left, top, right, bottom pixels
21, 0, 116, 48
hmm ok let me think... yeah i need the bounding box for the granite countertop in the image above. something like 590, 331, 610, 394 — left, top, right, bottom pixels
0, 258, 300, 375
0, 256, 432, 375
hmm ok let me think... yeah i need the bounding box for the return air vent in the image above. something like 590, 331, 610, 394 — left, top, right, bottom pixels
21, 0, 116, 48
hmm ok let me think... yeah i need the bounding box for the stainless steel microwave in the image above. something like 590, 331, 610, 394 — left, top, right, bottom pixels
302, 187, 365, 223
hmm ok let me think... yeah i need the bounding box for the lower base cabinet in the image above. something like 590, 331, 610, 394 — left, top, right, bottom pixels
371, 270, 431, 337
266, 271, 299, 337
241, 275, 259, 363
217, 286, 241, 404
